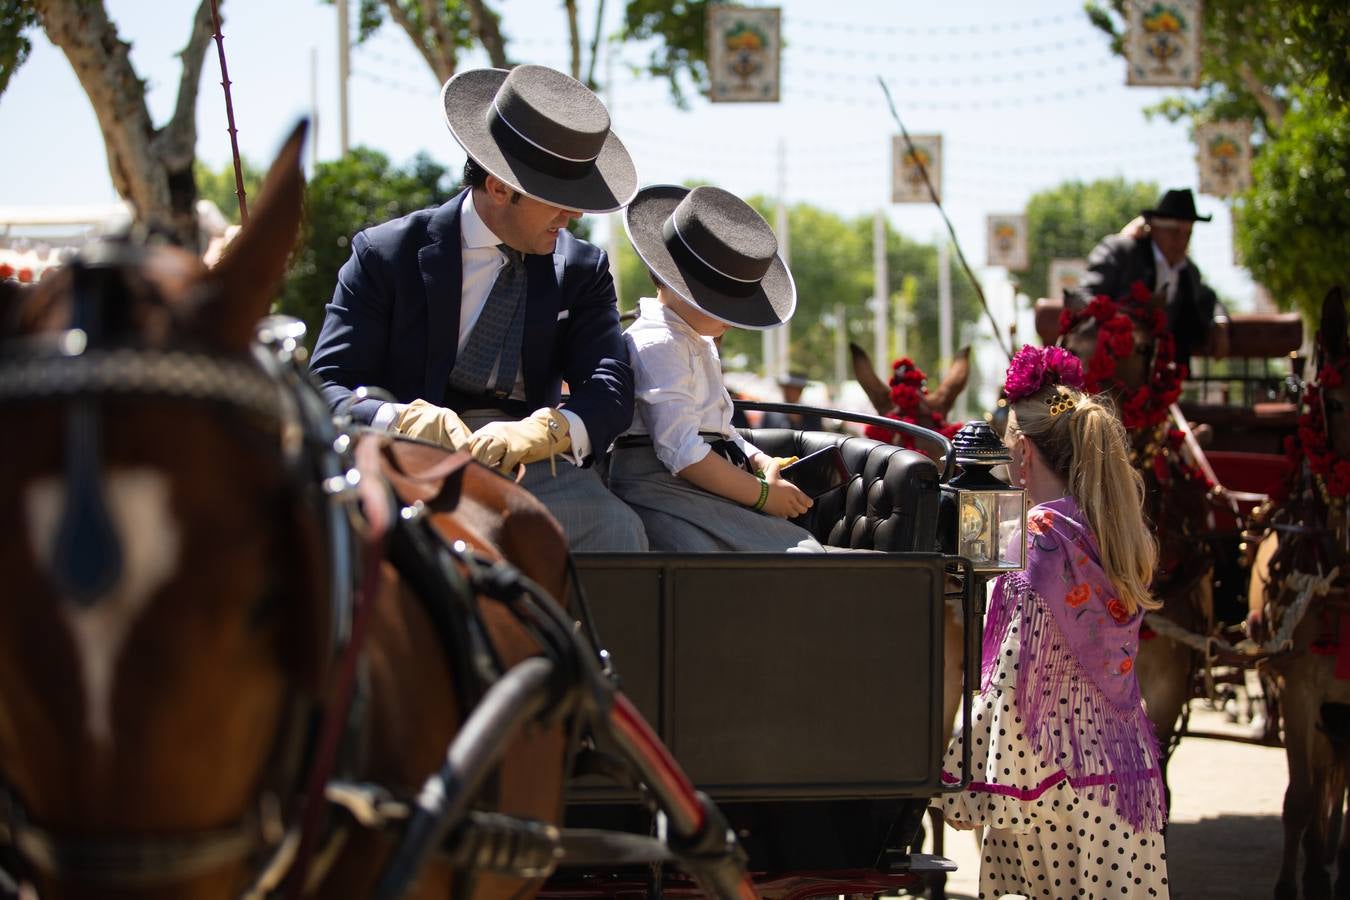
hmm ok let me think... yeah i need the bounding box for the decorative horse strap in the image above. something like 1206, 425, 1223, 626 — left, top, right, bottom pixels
1268, 566, 1342, 654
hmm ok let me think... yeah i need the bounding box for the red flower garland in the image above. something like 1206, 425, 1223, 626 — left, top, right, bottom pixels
863, 356, 963, 449
1285, 366, 1350, 499
1057, 281, 1186, 431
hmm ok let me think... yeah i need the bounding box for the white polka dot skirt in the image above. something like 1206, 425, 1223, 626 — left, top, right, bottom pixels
935, 614, 1170, 899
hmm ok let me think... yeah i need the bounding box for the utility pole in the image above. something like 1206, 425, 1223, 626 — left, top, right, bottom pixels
605, 41, 623, 301
337, 0, 350, 156
772, 138, 790, 380
309, 46, 319, 171
834, 302, 848, 388
938, 236, 953, 369
873, 209, 888, 369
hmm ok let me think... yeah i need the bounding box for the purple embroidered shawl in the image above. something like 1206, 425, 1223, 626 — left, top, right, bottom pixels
981, 495, 1166, 833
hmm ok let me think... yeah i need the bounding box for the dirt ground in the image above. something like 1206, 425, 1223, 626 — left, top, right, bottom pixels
924, 701, 1288, 900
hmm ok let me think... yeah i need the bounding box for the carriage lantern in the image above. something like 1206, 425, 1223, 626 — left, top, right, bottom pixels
941, 420, 1026, 573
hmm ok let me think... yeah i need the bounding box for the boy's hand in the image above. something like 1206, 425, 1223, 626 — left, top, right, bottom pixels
759, 458, 813, 519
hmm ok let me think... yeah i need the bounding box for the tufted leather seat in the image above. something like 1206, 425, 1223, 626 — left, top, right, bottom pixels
740, 428, 941, 552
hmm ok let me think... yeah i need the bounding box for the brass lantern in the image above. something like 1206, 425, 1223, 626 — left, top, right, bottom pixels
941, 421, 1026, 573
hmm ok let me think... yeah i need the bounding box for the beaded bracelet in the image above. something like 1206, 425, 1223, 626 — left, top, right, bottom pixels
753, 472, 770, 511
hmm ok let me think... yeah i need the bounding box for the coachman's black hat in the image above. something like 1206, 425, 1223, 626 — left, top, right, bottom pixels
625, 184, 796, 331
1142, 188, 1212, 222
441, 65, 637, 213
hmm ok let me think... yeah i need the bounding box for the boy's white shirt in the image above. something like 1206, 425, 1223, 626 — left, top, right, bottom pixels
622, 297, 760, 475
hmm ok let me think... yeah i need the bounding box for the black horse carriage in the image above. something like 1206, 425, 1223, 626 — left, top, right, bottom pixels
541, 403, 1022, 899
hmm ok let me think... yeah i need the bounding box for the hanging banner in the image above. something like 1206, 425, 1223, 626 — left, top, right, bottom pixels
1196, 120, 1253, 197
986, 214, 1028, 270
1048, 258, 1090, 301
707, 6, 781, 102
891, 134, 942, 203
1125, 0, 1202, 88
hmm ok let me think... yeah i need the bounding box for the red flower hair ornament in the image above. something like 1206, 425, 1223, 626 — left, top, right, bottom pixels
1003, 344, 1086, 403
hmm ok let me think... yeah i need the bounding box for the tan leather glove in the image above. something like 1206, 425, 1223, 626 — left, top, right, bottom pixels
391, 399, 472, 451
468, 407, 572, 475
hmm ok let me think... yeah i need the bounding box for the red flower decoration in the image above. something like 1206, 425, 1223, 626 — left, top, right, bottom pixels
1066, 583, 1091, 607
1106, 597, 1131, 623
1119, 657, 1134, 674
870, 357, 963, 452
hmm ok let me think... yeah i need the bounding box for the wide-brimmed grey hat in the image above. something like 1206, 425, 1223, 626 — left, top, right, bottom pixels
625, 184, 796, 330
441, 65, 637, 213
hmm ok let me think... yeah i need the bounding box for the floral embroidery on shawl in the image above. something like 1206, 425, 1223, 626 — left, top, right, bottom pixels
981, 496, 1166, 833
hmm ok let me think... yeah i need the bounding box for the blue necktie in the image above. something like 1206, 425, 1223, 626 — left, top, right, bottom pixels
448, 244, 527, 397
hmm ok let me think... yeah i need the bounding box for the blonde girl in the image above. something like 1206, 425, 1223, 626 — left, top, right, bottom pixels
937, 345, 1170, 900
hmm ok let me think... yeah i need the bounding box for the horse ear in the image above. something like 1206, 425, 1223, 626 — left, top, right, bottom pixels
1320, 286, 1348, 360
849, 342, 895, 415
927, 346, 971, 416
201, 120, 308, 351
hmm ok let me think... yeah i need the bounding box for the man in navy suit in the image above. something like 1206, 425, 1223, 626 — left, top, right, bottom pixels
310, 64, 647, 550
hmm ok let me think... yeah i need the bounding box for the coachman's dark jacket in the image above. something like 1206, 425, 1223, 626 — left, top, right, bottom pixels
1069, 233, 1220, 370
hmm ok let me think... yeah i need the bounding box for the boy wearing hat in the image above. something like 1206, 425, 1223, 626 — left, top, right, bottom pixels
310, 65, 647, 550
1071, 187, 1228, 367
607, 184, 823, 552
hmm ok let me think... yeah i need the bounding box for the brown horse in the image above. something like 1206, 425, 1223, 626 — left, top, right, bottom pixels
0, 125, 574, 899
1251, 286, 1350, 900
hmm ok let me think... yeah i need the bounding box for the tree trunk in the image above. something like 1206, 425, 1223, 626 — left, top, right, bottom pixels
464, 0, 508, 68
383, 0, 454, 83
563, 0, 581, 80
584, 0, 606, 89
35, 0, 214, 251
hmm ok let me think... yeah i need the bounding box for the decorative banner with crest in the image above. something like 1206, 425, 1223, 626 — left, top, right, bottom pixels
707, 6, 781, 102
891, 134, 942, 203
1195, 120, 1252, 197
986, 214, 1028, 270
1124, 0, 1202, 87
1048, 258, 1090, 301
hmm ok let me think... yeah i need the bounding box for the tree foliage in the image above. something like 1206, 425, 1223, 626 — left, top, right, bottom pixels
1234, 86, 1350, 319
620, 0, 710, 108
194, 157, 264, 225
324, 0, 501, 83
1084, 0, 1350, 320
0, 1, 39, 96
277, 148, 452, 343
613, 194, 980, 382
1021, 177, 1158, 302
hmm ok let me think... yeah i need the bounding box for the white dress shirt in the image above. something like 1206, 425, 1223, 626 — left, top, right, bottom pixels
1151, 241, 1188, 305
623, 297, 759, 475
376, 191, 590, 461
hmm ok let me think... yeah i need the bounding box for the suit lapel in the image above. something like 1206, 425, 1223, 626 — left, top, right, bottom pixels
419, 191, 467, 398
520, 249, 564, 405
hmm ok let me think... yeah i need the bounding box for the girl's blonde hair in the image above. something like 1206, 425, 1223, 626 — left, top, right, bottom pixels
1009, 386, 1160, 613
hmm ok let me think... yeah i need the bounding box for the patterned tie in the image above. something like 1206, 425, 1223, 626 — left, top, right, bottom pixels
448, 244, 527, 397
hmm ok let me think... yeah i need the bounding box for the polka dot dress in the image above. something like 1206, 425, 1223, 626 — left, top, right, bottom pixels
936, 613, 1170, 899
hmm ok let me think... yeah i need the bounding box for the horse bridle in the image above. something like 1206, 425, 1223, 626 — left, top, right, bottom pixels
0, 246, 361, 891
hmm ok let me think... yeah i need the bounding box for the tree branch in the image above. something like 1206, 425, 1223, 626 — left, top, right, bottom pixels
584, 0, 605, 88
34, 0, 162, 223
417, 0, 458, 83
157, 0, 214, 171
564, 0, 580, 80
383, 0, 451, 84
1238, 61, 1285, 130
464, 0, 507, 68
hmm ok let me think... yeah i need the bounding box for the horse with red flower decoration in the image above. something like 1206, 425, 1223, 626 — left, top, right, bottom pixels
1245, 286, 1350, 900
1055, 280, 1224, 783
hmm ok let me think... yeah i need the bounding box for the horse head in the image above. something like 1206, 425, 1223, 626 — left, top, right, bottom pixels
849, 342, 968, 448
0, 124, 321, 899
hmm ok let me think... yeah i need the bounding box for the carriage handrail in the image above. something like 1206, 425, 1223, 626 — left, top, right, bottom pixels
733, 400, 956, 482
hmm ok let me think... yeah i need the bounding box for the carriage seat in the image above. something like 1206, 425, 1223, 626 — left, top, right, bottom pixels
738, 428, 941, 553
1034, 298, 1303, 360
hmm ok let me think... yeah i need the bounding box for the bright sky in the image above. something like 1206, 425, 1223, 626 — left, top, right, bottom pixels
0, 0, 1256, 398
